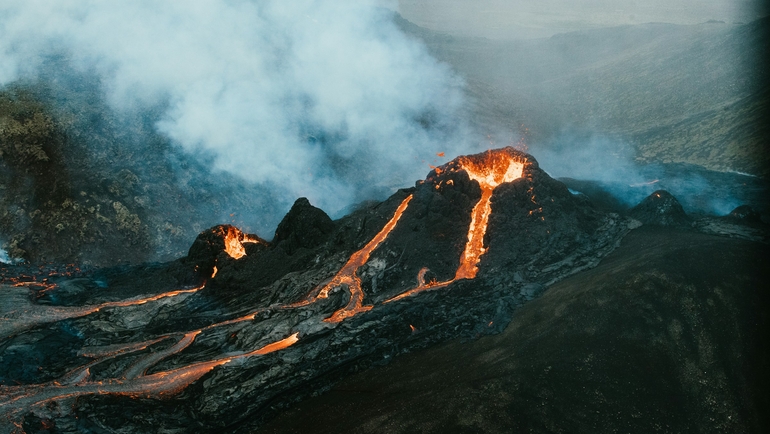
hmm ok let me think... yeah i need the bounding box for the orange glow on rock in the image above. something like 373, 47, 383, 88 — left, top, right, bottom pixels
224, 226, 247, 259
299, 195, 413, 323
387, 149, 527, 303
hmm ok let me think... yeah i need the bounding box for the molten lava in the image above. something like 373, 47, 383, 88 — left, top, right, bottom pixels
387, 149, 527, 303
0, 149, 534, 429
301, 195, 413, 323
454, 152, 524, 279
224, 226, 247, 259
221, 226, 264, 260
0, 333, 300, 416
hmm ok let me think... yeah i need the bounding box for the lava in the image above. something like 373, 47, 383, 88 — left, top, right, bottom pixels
298, 195, 414, 323
0, 333, 300, 422
222, 226, 263, 260
0, 284, 204, 338
224, 226, 247, 259
387, 149, 527, 302
1, 149, 533, 431
123, 332, 200, 379
454, 151, 524, 279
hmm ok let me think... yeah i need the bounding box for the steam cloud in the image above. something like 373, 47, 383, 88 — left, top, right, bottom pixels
533, 134, 755, 216
0, 0, 469, 218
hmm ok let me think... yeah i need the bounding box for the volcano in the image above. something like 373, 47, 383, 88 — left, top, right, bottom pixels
0, 148, 634, 432
4, 147, 765, 433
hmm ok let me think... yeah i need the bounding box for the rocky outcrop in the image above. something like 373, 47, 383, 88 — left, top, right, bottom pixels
726, 204, 763, 224
272, 198, 335, 255
628, 190, 689, 226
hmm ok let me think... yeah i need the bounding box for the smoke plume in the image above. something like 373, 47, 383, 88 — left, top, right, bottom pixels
533, 133, 762, 216
0, 0, 468, 219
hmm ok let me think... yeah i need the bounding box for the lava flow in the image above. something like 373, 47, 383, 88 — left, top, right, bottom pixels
293, 149, 527, 312
0, 284, 204, 338
223, 226, 264, 259
454, 151, 525, 279
386, 149, 526, 302
297, 194, 414, 323
1, 148, 535, 432
0, 333, 300, 420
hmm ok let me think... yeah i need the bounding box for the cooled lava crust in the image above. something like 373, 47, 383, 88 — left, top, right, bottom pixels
1, 147, 634, 433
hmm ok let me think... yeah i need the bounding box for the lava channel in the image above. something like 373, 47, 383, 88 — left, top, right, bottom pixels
295, 194, 414, 323
0, 333, 299, 425
386, 150, 526, 303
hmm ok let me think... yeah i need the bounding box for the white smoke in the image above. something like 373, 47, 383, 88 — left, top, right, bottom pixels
0, 0, 469, 217
0, 246, 20, 264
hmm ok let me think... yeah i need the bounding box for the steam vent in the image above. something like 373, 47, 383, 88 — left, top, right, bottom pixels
1, 148, 635, 432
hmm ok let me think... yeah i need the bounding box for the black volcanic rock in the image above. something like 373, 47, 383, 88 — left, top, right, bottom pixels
260, 226, 770, 434
186, 225, 231, 272
726, 205, 763, 224
0, 148, 637, 433
185, 224, 267, 281
628, 190, 689, 226
272, 198, 335, 255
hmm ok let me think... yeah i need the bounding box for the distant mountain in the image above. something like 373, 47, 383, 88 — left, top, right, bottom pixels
396, 15, 769, 177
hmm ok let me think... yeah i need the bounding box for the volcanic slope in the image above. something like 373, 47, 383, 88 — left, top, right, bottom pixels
0, 148, 634, 433
260, 225, 770, 434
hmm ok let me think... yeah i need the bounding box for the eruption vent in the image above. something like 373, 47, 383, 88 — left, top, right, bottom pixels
385, 148, 530, 302
223, 226, 264, 260
454, 151, 526, 279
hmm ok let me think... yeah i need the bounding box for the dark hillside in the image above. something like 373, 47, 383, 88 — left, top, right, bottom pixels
260, 226, 770, 433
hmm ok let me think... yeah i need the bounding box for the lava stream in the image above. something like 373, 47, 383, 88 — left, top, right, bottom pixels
0, 333, 299, 422
223, 226, 264, 259
297, 194, 413, 323
386, 151, 525, 302
0, 284, 203, 338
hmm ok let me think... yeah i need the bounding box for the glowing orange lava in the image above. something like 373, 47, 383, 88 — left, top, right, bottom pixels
220, 226, 265, 260
454, 152, 524, 279
298, 195, 413, 323
224, 226, 247, 259
0, 333, 300, 422
387, 149, 526, 303
0, 149, 532, 429
1, 284, 205, 339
